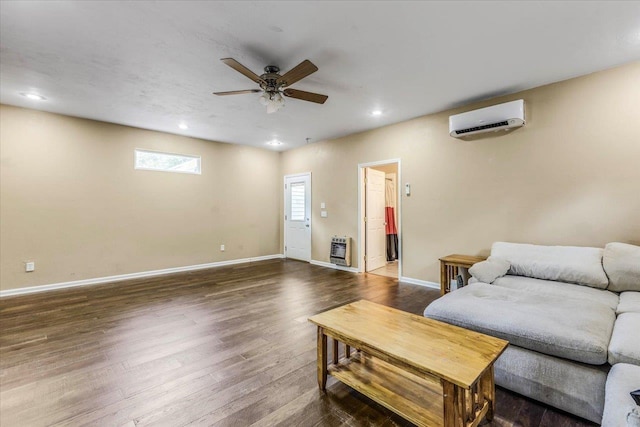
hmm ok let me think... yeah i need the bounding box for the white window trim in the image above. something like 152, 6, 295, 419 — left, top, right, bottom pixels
134, 148, 202, 175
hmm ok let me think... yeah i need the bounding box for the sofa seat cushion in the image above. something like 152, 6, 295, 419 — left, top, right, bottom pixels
602, 363, 640, 427
608, 313, 640, 366
491, 242, 609, 289
618, 292, 640, 315
492, 275, 620, 311
604, 242, 640, 292
424, 283, 615, 365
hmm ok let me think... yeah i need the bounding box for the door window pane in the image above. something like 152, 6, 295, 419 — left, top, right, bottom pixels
290, 182, 305, 221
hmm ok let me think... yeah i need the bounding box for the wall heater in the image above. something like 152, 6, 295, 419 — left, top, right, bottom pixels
330, 236, 351, 267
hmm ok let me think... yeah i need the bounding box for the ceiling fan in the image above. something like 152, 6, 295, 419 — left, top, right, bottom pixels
213, 58, 328, 113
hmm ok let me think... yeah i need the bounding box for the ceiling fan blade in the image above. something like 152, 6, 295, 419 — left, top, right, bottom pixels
213, 89, 262, 96
283, 88, 328, 104
276, 60, 318, 87
220, 58, 266, 85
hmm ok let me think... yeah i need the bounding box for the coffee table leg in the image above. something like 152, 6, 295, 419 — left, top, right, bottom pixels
480, 365, 495, 421
442, 380, 455, 427
317, 326, 327, 391
442, 380, 468, 427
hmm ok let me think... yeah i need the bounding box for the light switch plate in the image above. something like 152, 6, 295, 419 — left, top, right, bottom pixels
321, 202, 326, 209
25, 261, 35, 272
321, 210, 328, 218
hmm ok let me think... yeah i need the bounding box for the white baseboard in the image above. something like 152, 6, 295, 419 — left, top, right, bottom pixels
308, 260, 439, 290
1, 255, 439, 297
0, 254, 285, 298
399, 276, 440, 289
310, 259, 359, 273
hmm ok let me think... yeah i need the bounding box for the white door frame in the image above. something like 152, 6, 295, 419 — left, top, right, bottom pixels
357, 159, 402, 276
283, 172, 312, 261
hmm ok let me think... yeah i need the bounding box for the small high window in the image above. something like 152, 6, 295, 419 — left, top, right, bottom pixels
134, 149, 201, 175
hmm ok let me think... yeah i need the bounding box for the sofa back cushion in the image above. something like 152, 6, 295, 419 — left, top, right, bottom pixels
491, 275, 619, 311
603, 242, 640, 292
468, 257, 511, 284
491, 242, 609, 289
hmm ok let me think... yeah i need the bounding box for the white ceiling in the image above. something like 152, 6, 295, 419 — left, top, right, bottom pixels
1, 1, 639, 151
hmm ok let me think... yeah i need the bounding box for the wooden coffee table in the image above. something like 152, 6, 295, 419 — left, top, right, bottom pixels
308, 300, 508, 427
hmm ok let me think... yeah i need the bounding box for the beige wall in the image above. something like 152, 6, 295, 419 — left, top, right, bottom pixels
3, 62, 639, 292
0, 105, 280, 291
281, 62, 640, 283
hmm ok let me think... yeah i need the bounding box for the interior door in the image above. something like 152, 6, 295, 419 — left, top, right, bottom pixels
284, 173, 311, 261
365, 168, 386, 271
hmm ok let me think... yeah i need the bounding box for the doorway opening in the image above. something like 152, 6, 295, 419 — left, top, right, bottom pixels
358, 159, 401, 279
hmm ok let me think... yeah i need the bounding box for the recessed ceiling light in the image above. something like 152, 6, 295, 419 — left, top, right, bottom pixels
266, 140, 283, 146
371, 110, 383, 116
178, 123, 188, 130
20, 92, 46, 101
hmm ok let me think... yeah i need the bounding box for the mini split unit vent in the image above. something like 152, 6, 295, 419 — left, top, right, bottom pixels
449, 99, 525, 138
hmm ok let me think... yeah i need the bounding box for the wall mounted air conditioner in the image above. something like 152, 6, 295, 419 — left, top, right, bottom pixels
449, 99, 525, 138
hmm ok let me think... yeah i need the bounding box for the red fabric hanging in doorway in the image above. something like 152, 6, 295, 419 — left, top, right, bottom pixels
385, 207, 397, 235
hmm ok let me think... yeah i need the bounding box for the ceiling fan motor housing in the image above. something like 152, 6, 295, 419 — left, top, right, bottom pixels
262, 66, 282, 92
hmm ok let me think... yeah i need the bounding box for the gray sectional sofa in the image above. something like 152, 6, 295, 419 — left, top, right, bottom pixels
424, 242, 640, 425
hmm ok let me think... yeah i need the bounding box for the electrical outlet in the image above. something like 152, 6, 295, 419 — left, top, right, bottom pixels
25, 261, 35, 272
220, 244, 225, 251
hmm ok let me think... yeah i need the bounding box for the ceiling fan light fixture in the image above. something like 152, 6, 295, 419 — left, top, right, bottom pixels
266, 101, 280, 114
259, 92, 270, 106
262, 91, 285, 114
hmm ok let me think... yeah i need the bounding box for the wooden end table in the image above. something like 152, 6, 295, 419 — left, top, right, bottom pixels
309, 300, 508, 427
439, 254, 486, 295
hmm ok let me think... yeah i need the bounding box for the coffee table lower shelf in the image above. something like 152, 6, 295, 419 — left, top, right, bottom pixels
329, 352, 445, 426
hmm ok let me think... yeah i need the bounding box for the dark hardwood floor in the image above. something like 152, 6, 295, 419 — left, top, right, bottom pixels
0, 259, 597, 426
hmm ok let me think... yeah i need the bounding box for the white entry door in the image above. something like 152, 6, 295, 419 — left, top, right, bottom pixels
365, 168, 386, 271
284, 173, 311, 261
